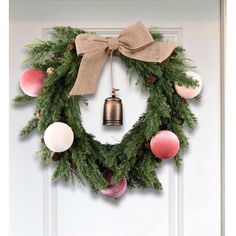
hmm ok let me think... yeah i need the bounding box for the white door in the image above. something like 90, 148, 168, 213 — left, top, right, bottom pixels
10, 1, 222, 236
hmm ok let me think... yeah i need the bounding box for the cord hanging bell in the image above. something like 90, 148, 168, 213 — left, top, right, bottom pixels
103, 88, 123, 126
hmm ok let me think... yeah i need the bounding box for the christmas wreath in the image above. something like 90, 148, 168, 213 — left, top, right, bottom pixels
14, 22, 202, 198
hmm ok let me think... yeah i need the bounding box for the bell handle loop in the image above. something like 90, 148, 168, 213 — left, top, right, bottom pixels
112, 88, 119, 96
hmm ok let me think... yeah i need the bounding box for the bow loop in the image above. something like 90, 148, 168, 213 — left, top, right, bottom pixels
75, 34, 107, 55
118, 22, 154, 51
69, 22, 177, 96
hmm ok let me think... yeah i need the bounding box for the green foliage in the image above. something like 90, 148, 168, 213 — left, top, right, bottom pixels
53, 154, 75, 182
38, 145, 52, 164
150, 27, 164, 41
19, 117, 38, 137
134, 153, 162, 190
51, 26, 86, 41
14, 26, 199, 195
13, 95, 35, 104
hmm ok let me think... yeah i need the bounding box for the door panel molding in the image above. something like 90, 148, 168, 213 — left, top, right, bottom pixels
42, 27, 184, 236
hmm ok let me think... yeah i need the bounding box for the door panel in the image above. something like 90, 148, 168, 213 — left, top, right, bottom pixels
10, 1, 221, 236
55, 28, 181, 236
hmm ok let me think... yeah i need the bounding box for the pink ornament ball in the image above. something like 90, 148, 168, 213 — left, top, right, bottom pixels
20, 68, 46, 97
100, 171, 127, 198
175, 71, 202, 99
150, 130, 180, 159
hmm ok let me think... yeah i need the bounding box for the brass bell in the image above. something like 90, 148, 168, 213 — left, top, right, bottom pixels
103, 88, 123, 126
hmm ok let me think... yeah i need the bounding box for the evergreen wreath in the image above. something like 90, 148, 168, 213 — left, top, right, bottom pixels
14, 26, 201, 198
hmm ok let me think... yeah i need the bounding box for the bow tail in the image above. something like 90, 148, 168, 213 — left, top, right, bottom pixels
69, 50, 108, 96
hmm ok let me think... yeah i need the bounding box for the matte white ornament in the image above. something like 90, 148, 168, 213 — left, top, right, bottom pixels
175, 71, 203, 99
44, 122, 74, 152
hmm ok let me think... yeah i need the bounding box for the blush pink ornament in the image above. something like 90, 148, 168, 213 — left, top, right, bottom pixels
20, 68, 47, 97
100, 171, 127, 198
150, 130, 180, 159
175, 71, 202, 99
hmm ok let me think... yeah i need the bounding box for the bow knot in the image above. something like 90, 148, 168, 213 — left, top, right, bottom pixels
69, 22, 177, 96
107, 37, 119, 51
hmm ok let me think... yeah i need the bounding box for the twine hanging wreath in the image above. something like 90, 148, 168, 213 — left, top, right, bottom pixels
14, 22, 202, 198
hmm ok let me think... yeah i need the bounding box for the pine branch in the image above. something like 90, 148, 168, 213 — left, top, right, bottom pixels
38, 145, 52, 164
13, 95, 35, 104
174, 152, 182, 168
19, 117, 38, 137
51, 26, 87, 41
53, 155, 73, 182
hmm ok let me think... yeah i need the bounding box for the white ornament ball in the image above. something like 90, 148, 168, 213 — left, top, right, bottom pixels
175, 71, 203, 99
44, 122, 74, 152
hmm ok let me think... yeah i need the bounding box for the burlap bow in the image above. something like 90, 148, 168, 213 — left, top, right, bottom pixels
69, 22, 176, 96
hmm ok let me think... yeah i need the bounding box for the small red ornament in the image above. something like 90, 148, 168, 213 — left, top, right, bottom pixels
20, 69, 46, 97
51, 53, 59, 59
100, 171, 127, 198
40, 137, 45, 144
137, 149, 144, 157
67, 44, 75, 51
70, 160, 77, 170
150, 130, 180, 159
144, 142, 150, 149
34, 110, 40, 118
52, 153, 61, 162
46, 67, 55, 74
147, 74, 158, 84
